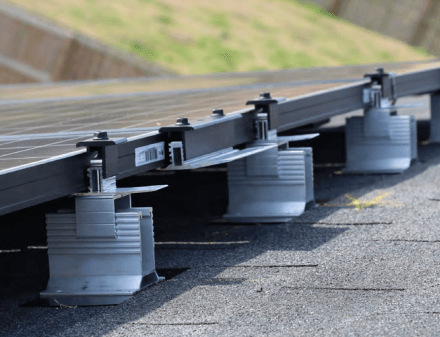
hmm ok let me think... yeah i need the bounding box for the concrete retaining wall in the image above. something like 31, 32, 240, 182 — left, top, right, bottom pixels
0, 63, 37, 84
0, 1, 172, 84
309, 0, 440, 56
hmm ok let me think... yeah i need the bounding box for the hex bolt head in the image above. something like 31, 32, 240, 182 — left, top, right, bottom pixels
93, 131, 109, 140
260, 92, 271, 99
212, 108, 225, 117
176, 117, 190, 125
375, 67, 384, 74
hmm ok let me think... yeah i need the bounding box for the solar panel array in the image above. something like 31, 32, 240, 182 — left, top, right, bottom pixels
1, 60, 427, 101
0, 82, 341, 172
0, 60, 437, 174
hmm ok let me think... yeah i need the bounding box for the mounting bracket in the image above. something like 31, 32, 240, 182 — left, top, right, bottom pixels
223, 109, 317, 223
246, 92, 286, 130
40, 132, 167, 306
345, 84, 417, 173
223, 137, 315, 223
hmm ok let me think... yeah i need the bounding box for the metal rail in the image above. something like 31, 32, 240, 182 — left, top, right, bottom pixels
1, 66, 439, 217
277, 80, 370, 132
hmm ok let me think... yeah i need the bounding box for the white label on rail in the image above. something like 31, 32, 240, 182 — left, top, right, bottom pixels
135, 142, 165, 167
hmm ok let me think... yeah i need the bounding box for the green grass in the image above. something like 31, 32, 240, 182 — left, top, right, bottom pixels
6, 0, 434, 75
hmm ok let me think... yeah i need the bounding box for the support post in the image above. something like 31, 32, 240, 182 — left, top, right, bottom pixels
430, 93, 440, 143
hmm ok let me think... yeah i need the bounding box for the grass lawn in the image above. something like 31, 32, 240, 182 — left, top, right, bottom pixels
5, 0, 434, 74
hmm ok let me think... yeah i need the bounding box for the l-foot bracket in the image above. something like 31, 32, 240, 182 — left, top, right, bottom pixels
40, 132, 167, 306
223, 134, 315, 223
344, 85, 417, 174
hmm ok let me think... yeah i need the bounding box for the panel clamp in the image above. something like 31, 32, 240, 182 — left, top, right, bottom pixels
246, 92, 286, 130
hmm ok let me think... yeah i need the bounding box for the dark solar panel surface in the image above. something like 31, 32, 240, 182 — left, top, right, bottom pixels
0, 60, 439, 174
1, 60, 438, 102
0, 82, 339, 173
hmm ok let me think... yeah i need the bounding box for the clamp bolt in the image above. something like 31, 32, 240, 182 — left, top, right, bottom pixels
211, 108, 225, 117
260, 92, 271, 99
93, 131, 109, 140
375, 67, 384, 74
176, 117, 190, 125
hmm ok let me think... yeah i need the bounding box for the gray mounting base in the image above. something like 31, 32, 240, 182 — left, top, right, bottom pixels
344, 111, 417, 174
224, 144, 314, 223
40, 194, 159, 306
40, 272, 160, 306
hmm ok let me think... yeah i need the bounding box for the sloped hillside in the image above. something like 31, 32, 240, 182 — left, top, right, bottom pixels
5, 0, 434, 74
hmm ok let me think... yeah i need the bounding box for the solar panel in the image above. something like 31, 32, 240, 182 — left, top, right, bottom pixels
0, 82, 342, 174
0, 60, 437, 102
0, 60, 439, 216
